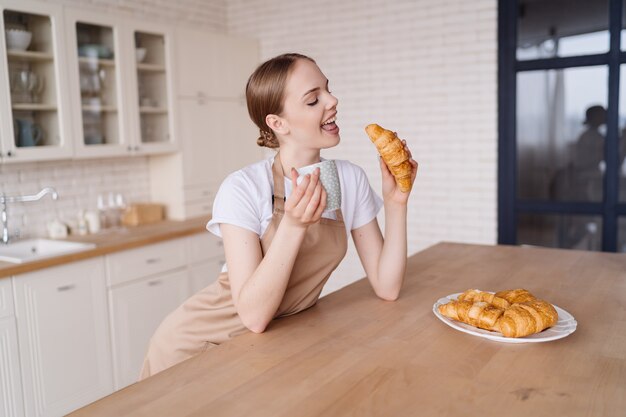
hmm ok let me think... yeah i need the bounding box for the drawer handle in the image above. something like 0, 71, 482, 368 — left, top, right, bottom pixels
148, 280, 162, 286
146, 258, 161, 264
57, 284, 76, 292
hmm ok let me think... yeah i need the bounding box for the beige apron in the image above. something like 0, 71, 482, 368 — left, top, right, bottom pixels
140, 153, 348, 379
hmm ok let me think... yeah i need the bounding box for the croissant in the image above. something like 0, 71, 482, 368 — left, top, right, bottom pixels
438, 289, 559, 338
365, 124, 412, 192
458, 289, 510, 309
438, 300, 504, 331
494, 289, 536, 304
495, 300, 558, 338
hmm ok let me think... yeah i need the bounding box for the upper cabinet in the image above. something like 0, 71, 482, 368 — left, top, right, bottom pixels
176, 29, 258, 100
0, 0, 73, 163
64, 8, 178, 158
64, 8, 128, 158
128, 22, 177, 154
0, 4, 179, 163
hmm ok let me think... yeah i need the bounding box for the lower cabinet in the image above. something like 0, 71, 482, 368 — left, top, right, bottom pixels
189, 257, 224, 294
4, 232, 226, 414
108, 269, 190, 390
13, 258, 113, 417
0, 278, 24, 417
0, 317, 24, 417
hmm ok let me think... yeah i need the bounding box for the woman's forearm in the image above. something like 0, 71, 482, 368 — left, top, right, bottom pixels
375, 202, 408, 300
237, 221, 307, 332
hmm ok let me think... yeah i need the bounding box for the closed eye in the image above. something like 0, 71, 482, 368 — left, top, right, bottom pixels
307, 98, 319, 106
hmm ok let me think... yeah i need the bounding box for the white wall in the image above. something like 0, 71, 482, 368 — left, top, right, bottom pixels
226, 0, 498, 294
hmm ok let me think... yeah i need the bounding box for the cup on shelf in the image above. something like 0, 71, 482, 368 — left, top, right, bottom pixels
5, 29, 32, 51
14, 119, 44, 147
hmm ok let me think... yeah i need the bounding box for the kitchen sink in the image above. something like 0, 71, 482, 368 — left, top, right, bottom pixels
0, 239, 96, 264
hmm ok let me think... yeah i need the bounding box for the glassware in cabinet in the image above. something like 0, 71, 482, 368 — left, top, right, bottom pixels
134, 31, 171, 146
4, 9, 61, 150
74, 21, 121, 148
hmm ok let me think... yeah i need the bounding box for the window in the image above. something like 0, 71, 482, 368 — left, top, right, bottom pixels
499, 0, 626, 252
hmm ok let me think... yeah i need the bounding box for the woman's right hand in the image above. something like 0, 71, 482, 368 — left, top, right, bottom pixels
283, 167, 327, 229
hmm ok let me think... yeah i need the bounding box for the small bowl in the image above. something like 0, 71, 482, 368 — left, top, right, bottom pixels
5, 29, 32, 51
135, 47, 147, 63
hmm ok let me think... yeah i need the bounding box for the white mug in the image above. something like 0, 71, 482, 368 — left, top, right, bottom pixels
296, 160, 341, 211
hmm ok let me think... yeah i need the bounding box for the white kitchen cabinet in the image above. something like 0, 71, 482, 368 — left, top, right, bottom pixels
13, 257, 113, 417
65, 7, 179, 159
108, 269, 189, 390
0, 0, 74, 163
186, 233, 224, 293
105, 237, 189, 390
0, 278, 24, 417
149, 28, 263, 220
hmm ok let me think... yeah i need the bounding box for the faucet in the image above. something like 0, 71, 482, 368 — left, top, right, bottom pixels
1, 187, 59, 244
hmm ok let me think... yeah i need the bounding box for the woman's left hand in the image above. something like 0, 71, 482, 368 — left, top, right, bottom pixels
380, 138, 418, 204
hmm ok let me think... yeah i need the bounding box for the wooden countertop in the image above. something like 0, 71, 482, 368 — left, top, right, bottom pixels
0, 216, 209, 279
69, 242, 626, 417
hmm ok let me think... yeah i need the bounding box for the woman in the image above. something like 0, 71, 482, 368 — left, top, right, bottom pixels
140, 53, 418, 379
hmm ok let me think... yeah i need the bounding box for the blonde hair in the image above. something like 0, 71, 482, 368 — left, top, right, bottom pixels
245, 53, 316, 148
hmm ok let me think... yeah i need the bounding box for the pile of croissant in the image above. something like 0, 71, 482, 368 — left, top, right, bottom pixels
438, 289, 559, 338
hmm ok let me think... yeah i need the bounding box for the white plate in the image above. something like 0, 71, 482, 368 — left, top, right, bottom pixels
433, 292, 577, 344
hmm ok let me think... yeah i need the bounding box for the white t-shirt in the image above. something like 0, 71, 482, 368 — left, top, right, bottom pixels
206, 155, 383, 241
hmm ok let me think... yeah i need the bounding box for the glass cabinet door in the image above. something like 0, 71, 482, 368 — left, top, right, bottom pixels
133, 30, 173, 150
74, 21, 121, 150
1, 5, 71, 161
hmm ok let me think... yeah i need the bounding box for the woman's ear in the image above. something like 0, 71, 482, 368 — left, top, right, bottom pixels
266, 114, 289, 136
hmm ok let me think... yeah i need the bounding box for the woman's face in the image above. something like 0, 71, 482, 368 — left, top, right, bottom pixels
278, 59, 340, 149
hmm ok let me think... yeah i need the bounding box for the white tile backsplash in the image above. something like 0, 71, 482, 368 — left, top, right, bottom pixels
1, 157, 151, 239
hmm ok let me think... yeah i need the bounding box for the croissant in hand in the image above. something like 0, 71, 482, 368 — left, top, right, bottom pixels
365, 124, 412, 192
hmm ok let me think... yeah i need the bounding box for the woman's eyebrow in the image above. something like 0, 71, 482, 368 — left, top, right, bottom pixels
301, 79, 329, 99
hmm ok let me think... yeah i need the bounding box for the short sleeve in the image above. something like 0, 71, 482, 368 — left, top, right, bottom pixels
206, 172, 262, 237
351, 165, 384, 230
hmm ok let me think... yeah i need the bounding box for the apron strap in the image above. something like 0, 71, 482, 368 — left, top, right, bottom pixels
272, 152, 286, 211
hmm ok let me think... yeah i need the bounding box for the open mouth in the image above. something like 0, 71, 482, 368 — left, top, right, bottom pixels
321, 115, 339, 133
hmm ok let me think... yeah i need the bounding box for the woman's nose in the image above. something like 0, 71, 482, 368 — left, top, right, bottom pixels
325, 92, 338, 109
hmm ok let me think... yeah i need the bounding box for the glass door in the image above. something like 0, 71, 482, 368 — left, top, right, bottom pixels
65, 9, 127, 157
499, 0, 626, 252
130, 27, 176, 153
0, 2, 72, 161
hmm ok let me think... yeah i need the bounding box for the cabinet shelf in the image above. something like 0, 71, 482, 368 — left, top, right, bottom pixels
12, 103, 57, 111
139, 107, 168, 114
78, 57, 115, 67
82, 105, 117, 112
137, 63, 165, 72
7, 50, 54, 62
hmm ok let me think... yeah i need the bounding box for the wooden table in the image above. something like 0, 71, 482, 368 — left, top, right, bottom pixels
70, 242, 626, 417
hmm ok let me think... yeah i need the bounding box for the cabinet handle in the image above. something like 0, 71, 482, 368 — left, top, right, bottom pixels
57, 284, 76, 292
146, 258, 161, 264
148, 280, 162, 286
7, 150, 13, 157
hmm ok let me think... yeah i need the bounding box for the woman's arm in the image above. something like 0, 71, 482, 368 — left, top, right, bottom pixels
353, 141, 418, 301
221, 167, 327, 333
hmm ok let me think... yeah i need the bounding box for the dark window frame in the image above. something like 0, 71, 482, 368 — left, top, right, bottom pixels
498, 0, 626, 251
